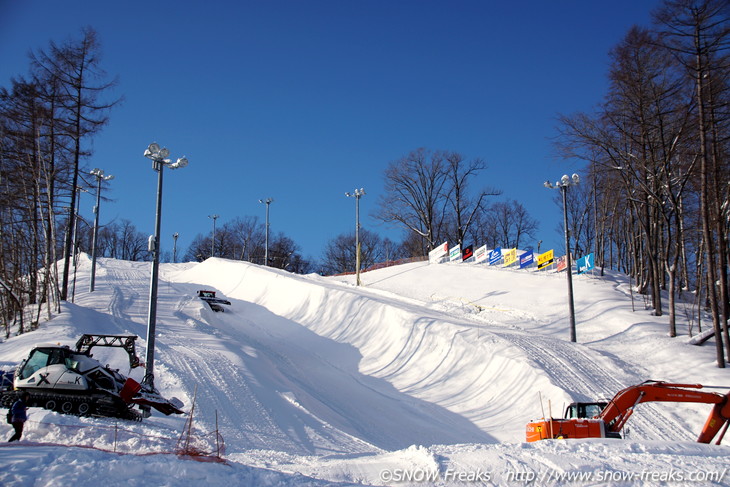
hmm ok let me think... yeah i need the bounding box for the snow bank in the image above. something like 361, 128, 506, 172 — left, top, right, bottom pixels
0, 255, 728, 486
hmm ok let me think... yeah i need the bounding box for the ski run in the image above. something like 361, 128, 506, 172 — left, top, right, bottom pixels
1, 255, 729, 486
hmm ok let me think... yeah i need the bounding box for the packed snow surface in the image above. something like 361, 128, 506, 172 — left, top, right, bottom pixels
1, 255, 729, 486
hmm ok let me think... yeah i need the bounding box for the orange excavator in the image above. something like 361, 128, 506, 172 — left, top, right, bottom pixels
526, 381, 730, 444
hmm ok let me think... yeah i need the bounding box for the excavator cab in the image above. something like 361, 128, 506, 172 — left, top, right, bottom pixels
565, 402, 607, 419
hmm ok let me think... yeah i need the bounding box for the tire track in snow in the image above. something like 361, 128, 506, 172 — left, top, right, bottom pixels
348, 280, 689, 443
490, 330, 686, 442
156, 292, 381, 456
105, 261, 148, 325
366, 282, 692, 443
157, 331, 295, 452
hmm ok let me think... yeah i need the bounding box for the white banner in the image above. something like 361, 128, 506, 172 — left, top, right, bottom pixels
429, 241, 449, 263
449, 244, 461, 262
474, 244, 488, 263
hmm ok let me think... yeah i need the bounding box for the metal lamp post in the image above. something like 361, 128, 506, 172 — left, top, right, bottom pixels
208, 214, 219, 258
345, 188, 365, 286
89, 168, 114, 292
259, 198, 273, 266
172, 232, 179, 263
143, 142, 188, 389
544, 174, 580, 342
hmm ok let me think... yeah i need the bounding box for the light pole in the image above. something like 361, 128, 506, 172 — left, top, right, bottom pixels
544, 174, 580, 342
208, 214, 219, 258
259, 198, 273, 266
143, 142, 188, 389
172, 232, 179, 263
89, 168, 114, 292
345, 188, 365, 286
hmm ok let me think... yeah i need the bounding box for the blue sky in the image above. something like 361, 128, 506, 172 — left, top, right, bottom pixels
0, 1, 661, 264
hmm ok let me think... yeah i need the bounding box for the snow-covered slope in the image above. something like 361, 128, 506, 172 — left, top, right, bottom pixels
0, 256, 728, 486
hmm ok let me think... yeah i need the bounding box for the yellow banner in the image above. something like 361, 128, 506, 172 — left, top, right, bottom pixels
537, 249, 554, 270
502, 248, 517, 267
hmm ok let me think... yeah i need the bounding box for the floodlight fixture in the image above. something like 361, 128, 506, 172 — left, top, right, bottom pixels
90, 168, 114, 181
170, 156, 188, 169
345, 188, 366, 198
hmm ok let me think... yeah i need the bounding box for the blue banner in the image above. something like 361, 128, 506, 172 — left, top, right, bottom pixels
488, 247, 502, 265
519, 250, 534, 269
576, 253, 595, 274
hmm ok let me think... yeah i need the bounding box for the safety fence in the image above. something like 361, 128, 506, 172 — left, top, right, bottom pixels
2, 414, 225, 463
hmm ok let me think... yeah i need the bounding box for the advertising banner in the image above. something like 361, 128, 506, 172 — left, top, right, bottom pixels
537, 249, 554, 270
519, 250, 534, 269
488, 247, 502, 265
577, 253, 595, 274
502, 248, 517, 267
449, 244, 461, 262
429, 241, 449, 263
556, 255, 567, 272
462, 245, 474, 261
474, 245, 488, 264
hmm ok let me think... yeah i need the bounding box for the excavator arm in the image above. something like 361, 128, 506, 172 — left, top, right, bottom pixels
599, 381, 730, 443
698, 399, 730, 443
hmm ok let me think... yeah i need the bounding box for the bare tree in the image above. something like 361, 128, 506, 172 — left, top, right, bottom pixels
268, 233, 310, 272
443, 151, 501, 246
481, 200, 539, 249
554, 1, 730, 364
321, 228, 385, 275
30, 27, 121, 300
375, 148, 450, 254
0, 28, 121, 334
654, 0, 730, 363
225, 216, 264, 261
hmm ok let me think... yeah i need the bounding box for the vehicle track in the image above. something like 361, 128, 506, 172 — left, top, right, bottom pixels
345, 284, 693, 443
484, 330, 687, 442
359, 282, 697, 443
